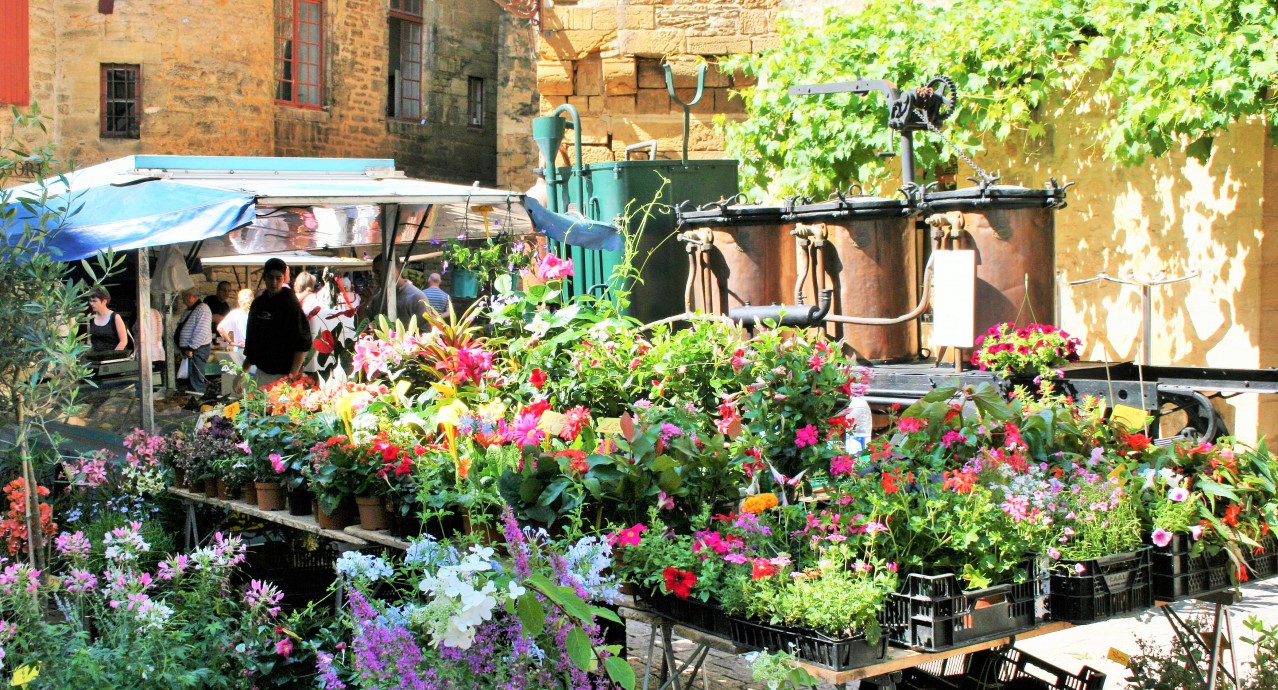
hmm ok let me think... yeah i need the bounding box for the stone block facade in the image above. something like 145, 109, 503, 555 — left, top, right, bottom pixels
532, 0, 777, 166
2, 0, 531, 189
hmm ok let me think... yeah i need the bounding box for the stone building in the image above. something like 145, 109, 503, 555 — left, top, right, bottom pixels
0, 0, 536, 188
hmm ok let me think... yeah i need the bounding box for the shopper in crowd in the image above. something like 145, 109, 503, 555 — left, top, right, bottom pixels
422, 272, 453, 320
86, 288, 129, 353
175, 287, 213, 396
370, 254, 431, 330
242, 258, 311, 387
217, 289, 254, 352
203, 280, 233, 337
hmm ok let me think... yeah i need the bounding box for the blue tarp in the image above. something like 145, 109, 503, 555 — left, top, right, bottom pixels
2, 178, 255, 261
524, 197, 624, 252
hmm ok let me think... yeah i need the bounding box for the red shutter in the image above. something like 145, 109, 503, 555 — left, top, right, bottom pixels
0, 0, 30, 105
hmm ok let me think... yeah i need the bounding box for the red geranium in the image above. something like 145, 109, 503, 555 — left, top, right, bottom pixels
662, 566, 697, 599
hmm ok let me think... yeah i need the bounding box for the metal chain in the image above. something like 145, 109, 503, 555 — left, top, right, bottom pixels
915, 107, 998, 184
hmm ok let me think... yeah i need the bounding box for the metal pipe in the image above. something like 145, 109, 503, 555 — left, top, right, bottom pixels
684, 247, 697, 312
701, 248, 713, 314
900, 130, 915, 186
550, 104, 585, 217
793, 232, 811, 305
823, 248, 936, 326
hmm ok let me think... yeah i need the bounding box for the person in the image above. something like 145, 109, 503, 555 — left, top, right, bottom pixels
370, 254, 431, 330
422, 272, 453, 319
203, 280, 233, 338
242, 258, 312, 388
86, 288, 129, 353
175, 287, 213, 396
216, 289, 254, 352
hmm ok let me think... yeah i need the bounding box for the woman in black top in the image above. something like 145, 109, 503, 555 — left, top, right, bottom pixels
87, 288, 128, 352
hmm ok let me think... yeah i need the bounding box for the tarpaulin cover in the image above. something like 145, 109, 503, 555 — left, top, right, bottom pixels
2, 179, 255, 261
524, 197, 623, 252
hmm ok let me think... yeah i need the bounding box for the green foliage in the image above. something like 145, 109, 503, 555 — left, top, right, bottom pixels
720, 0, 1278, 198
0, 105, 122, 447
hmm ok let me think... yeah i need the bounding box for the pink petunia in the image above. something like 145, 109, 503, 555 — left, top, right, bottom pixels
794, 424, 819, 448
269, 453, 286, 474
1151, 528, 1173, 548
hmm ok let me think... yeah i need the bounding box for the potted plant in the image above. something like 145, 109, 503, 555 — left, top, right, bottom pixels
443, 234, 533, 298
970, 322, 1081, 381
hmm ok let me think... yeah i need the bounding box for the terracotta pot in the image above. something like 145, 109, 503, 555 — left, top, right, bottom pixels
255, 481, 286, 511
354, 494, 391, 531
287, 485, 313, 516
223, 482, 243, 501
216, 479, 230, 500
173, 468, 187, 488
185, 475, 204, 493
241, 481, 258, 506
315, 497, 354, 531
203, 478, 219, 497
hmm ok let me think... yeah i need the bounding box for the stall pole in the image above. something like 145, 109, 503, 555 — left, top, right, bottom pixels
136, 248, 156, 433
380, 204, 400, 323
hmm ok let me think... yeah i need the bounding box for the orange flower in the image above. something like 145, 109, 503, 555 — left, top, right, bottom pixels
741, 493, 779, 514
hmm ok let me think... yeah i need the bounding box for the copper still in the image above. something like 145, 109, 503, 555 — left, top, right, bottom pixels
674, 202, 795, 314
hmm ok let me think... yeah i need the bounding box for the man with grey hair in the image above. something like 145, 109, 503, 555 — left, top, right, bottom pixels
175, 286, 213, 397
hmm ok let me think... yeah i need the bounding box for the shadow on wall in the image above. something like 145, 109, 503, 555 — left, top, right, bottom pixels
991, 82, 1270, 438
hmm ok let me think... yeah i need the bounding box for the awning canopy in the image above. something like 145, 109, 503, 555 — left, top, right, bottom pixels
199, 251, 372, 268
1, 155, 528, 261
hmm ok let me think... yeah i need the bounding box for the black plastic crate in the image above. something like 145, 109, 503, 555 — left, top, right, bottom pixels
636, 590, 730, 636
992, 647, 1107, 690
242, 540, 338, 609
1245, 534, 1278, 581
888, 562, 1043, 652
1050, 547, 1152, 623
727, 616, 886, 672
1152, 533, 1232, 601
900, 647, 1105, 690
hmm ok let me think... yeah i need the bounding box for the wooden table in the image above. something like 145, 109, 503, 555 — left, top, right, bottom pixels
795, 621, 1073, 687
621, 597, 1076, 690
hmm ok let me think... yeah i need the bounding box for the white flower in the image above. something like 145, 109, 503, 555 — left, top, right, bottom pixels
526, 313, 551, 339
507, 580, 527, 600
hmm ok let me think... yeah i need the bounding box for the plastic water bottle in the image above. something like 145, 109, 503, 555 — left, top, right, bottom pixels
846, 396, 872, 455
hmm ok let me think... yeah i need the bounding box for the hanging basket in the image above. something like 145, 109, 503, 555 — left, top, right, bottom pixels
451, 268, 480, 298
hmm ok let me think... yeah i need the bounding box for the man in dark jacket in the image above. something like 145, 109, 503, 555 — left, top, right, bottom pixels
243, 258, 311, 387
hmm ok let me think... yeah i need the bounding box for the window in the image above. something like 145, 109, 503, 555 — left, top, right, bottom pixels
100, 65, 141, 138
275, 0, 323, 107
0, 1, 29, 105
467, 77, 485, 128
388, 0, 423, 121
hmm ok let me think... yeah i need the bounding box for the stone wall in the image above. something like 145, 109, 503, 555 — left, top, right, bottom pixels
3, 0, 514, 187
272, 0, 504, 185
532, 0, 778, 165
3, 0, 276, 172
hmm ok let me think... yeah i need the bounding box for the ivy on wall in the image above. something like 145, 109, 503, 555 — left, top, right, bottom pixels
718, 0, 1278, 198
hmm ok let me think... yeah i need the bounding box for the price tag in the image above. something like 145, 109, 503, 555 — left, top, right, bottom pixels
1106, 647, 1131, 667
595, 417, 623, 435
1110, 404, 1149, 431
538, 410, 566, 435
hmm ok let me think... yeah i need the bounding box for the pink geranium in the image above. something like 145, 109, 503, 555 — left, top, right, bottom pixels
794, 424, 819, 448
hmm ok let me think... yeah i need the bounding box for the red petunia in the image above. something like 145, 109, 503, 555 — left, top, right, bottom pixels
530, 368, 547, 389
663, 567, 697, 599
751, 558, 776, 580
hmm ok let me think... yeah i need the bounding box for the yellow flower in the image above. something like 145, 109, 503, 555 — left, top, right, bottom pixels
741, 493, 779, 514
434, 400, 470, 429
